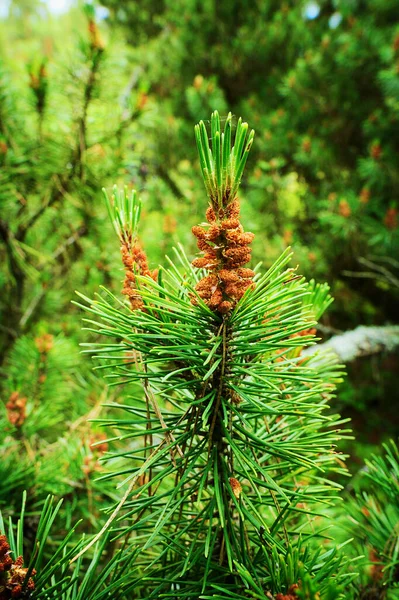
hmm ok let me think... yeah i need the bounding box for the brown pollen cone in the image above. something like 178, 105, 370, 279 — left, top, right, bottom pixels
229, 477, 242, 499
0, 535, 36, 599
120, 235, 157, 311
34, 333, 54, 354
192, 199, 255, 313
6, 392, 27, 428
275, 584, 300, 600
90, 432, 109, 455
0, 535, 12, 573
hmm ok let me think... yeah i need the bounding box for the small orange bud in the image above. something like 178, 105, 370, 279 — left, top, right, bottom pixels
229, 477, 242, 499
218, 300, 233, 314
370, 142, 382, 160
369, 548, 384, 581
196, 274, 218, 293
35, 333, 54, 353
361, 506, 370, 517
88, 19, 105, 50
359, 187, 370, 204
338, 199, 351, 218
218, 269, 240, 283
136, 92, 148, 111
221, 218, 240, 230
193, 74, 204, 89
231, 391, 242, 405
283, 229, 293, 245
90, 432, 109, 455
226, 200, 240, 218
275, 583, 300, 599
207, 224, 221, 241
192, 257, 217, 269
6, 392, 27, 427
208, 289, 223, 308
196, 238, 213, 252
205, 206, 216, 222
192, 225, 206, 239
238, 232, 255, 245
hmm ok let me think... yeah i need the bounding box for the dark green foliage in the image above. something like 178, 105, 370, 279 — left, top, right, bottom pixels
0, 3, 398, 599
348, 441, 399, 597
0, 494, 141, 599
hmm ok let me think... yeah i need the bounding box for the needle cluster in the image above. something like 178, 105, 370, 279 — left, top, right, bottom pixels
192, 112, 256, 313
192, 199, 255, 313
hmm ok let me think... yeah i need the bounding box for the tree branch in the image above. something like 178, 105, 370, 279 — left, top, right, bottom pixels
304, 325, 399, 362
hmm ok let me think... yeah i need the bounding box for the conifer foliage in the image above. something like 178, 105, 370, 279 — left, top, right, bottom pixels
76, 111, 352, 598
1, 3, 398, 598
1, 109, 398, 599
0, 4, 143, 363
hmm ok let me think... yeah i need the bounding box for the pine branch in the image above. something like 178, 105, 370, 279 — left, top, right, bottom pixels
76, 45, 105, 180
77, 111, 351, 597
303, 325, 399, 362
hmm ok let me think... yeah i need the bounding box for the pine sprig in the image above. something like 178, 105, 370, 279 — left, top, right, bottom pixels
76, 111, 352, 598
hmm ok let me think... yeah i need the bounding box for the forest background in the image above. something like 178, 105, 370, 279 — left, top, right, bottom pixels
0, 0, 398, 591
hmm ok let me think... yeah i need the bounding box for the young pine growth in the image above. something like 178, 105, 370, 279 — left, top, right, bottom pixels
192, 112, 255, 314
78, 111, 351, 599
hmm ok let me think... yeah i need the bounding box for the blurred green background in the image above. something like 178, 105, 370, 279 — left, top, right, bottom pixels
0, 0, 398, 484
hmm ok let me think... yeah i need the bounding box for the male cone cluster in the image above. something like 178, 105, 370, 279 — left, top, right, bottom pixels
5, 392, 26, 428
121, 236, 158, 311
275, 584, 300, 600
192, 198, 255, 313
0, 535, 36, 599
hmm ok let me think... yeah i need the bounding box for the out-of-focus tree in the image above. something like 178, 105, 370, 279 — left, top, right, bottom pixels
0, 3, 147, 527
